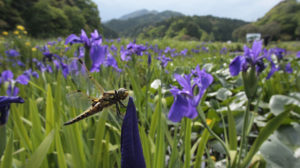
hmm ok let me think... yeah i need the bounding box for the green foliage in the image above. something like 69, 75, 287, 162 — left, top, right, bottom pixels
63, 6, 86, 34
234, 0, 300, 41
104, 10, 184, 37
0, 0, 102, 38
0, 33, 300, 168
138, 15, 248, 41
26, 1, 71, 38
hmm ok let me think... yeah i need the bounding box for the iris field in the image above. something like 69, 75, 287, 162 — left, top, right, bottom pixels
1, 26, 300, 168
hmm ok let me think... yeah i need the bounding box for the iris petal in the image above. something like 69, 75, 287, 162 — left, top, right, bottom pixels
229, 56, 243, 76
121, 97, 146, 168
168, 95, 188, 122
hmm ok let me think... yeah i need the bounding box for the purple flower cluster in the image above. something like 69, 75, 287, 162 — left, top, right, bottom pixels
229, 41, 265, 77
120, 42, 147, 61
168, 65, 213, 122
0, 69, 38, 96
157, 55, 172, 68
264, 48, 293, 79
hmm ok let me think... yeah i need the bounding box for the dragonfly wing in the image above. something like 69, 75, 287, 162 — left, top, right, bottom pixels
67, 58, 105, 97
66, 90, 94, 110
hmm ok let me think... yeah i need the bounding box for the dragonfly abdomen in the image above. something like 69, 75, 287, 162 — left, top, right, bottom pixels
63, 100, 115, 126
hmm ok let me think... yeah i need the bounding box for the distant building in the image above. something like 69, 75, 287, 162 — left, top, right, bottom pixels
246, 33, 261, 43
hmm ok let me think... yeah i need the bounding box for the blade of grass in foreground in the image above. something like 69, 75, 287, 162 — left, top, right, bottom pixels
184, 118, 192, 168
55, 128, 67, 168
0, 126, 6, 159
24, 130, 54, 168
194, 119, 216, 168
0, 133, 13, 168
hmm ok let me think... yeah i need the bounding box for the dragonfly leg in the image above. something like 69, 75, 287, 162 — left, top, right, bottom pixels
118, 100, 127, 108
115, 102, 121, 116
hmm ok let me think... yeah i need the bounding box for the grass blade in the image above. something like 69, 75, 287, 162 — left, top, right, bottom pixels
25, 130, 55, 168
1, 132, 13, 168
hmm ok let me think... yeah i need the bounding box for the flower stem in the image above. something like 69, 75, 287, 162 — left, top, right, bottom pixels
198, 109, 231, 167
237, 99, 251, 166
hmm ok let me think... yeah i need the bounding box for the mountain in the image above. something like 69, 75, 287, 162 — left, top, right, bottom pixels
104, 10, 184, 37
119, 9, 158, 20
138, 15, 248, 41
233, 0, 300, 41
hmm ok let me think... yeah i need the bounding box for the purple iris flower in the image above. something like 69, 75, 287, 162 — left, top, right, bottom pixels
104, 53, 121, 72
65, 29, 102, 47
0, 96, 24, 125
220, 47, 227, 55
180, 49, 188, 56
202, 46, 208, 52
273, 48, 286, 60
90, 45, 107, 72
17, 60, 25, 67
168, 65, 213, 122
5, 49, 20, 57
164, 47, 171, 54
121, 97, 146, 168
229, 40, 265, 76
60, 62, 69, 78
264, 48, 293, 79
6, 84, 19, 96
53, 60, 60, 70
47, 41, 57, 46
285, 63, 293, 73
90, 30, 102, 45
1, 70, 13, 82
120, 42, 147, 61
147, 52, 151, 66
191, 49, 200, 54
157, 55, 172, 68
16, 74, 30, 85
297, 51, 300, 58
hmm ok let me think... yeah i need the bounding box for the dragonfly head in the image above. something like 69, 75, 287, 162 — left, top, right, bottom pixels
117, 88, 129, 100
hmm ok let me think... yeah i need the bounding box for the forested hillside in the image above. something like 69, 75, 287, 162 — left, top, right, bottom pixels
138, 15, 248, 41
104, 10, 184, 37
233, 0, 300, 41
0, 0, 102, 38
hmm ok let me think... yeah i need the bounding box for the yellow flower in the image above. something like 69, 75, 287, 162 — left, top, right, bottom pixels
32, 48, 37, 52
25, 42, 31, 46
13, 30, 19, 35
210, 156, 216, 161
206, 119, 212, 126
2, 31, 8, 36
18, 35, 22, 39
16, 25, 25, 31
24, 31, 28, 35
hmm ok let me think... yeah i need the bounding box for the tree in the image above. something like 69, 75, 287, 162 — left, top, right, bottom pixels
26, 1, 71, 37
64, 6, 86, 34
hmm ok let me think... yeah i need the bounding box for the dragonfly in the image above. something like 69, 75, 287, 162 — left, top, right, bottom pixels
64, 59, 129, 126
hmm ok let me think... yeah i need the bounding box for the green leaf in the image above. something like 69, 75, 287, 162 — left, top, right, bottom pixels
194, 119, 216, 168
260, 136, 300, 168
1, 132, 13, 168
216, 88, 232, 101
184, 119, 191, 168
55, 129, 67, 168
227, 107, 237, 150
269, 93, 300, 115
0, 126, 6, 159
241, 111, 289, 168
25, 130, 55, 168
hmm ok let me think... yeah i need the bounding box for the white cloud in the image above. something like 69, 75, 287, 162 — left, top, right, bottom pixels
95, 0, 282, 21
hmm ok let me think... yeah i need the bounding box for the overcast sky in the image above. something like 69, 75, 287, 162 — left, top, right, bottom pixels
95, 0, 282, 22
